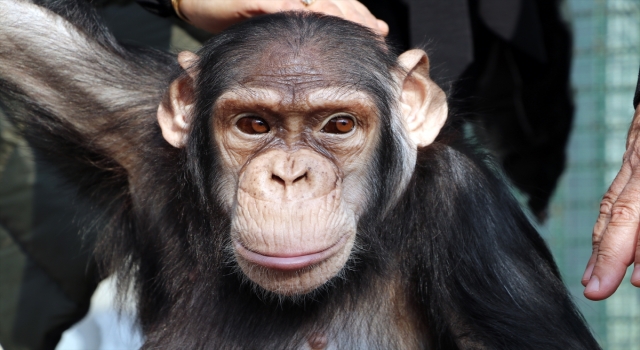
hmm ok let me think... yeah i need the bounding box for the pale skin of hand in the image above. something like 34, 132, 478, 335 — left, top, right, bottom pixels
583, 104, 640, 300
179, 0, 389, 35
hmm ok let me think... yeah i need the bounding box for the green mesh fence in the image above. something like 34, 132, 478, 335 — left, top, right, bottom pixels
541, 0, 640, 347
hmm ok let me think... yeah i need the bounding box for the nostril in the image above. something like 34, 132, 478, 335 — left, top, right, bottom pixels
293, 172, 307, 184
271, 174, 285, 186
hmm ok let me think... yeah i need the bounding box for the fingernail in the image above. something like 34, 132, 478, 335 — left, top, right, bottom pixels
582, 264, 595, 283
585, 275, 600, 294
632, 265, 640, 284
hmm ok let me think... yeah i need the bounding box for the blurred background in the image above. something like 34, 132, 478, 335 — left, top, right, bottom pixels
46, 0, 640, 348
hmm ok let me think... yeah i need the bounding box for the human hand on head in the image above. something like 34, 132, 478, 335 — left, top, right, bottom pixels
178, 0, 389, 35
583, 104, 640, 300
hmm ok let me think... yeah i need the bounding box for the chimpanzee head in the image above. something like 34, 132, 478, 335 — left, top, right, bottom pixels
157, 12, 447, 296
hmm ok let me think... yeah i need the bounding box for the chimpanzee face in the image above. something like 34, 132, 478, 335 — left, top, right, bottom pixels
157, 37, 447, 296
212, 56, 382, 294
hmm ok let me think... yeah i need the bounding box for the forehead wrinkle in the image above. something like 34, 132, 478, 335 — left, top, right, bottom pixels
243, 70, 328, 100
243, 74, 328, 101
242, 44, 334, 92
250, 72, 324, 84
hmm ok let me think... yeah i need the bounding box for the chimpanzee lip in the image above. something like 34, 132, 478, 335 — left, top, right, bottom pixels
234, 235, 348, 271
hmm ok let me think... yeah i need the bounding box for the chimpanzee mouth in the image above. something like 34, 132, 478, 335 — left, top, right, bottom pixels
234, 235, 349, 271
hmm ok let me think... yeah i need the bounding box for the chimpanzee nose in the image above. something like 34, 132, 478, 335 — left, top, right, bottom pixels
268, 154, 315, 199
238, 149, 338, 202
271, 159, 308, 187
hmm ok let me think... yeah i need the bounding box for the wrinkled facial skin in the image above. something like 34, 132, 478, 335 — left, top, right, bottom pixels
212, 56, 381, 295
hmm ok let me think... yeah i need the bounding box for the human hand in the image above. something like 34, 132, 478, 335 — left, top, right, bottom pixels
583, 104, 640, 300
179, 0, 389, 35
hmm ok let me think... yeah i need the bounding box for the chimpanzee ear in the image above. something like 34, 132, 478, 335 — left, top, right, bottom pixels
157, 51, 199, 148
397, 49, 448, 148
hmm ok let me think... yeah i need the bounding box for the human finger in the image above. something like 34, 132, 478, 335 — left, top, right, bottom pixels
309, 0, 387, 36
180, 0, 306, 33
624, 108, 640, 288
252, 0, 306, 14
308, 1, 344, 19
584, 166, 640, 300
376, 19, 389, 36
349, 0, 388, 35
633, 240, 640, 287
582, 161, 633, 286
332, 1, 369, 29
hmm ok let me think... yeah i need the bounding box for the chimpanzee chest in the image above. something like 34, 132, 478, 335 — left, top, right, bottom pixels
294, 318, 429, 350
285, 281, 429, 350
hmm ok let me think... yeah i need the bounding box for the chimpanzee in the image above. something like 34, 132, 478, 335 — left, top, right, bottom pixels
0, 0, 600, 349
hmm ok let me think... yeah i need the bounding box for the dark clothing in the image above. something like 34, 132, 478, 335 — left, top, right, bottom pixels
135, 0, 173, 17
362, 0, 548, 83
0, 113, 99, 350
363, 0, 574, 219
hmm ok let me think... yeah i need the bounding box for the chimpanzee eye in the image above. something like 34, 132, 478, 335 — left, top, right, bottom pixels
322, 116, 355, 134
237, 116, 270, 134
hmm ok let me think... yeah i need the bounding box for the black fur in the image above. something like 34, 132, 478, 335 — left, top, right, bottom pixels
0, 0, 600, 348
